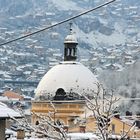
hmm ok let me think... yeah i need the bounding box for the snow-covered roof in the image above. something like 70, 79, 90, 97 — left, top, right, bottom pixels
35, 61, 99, 99
9, 133, 99, 140
64, 33, 78, 44
0, 102, 21, 118
67, 132, 99, 139
0, 96, 9, 101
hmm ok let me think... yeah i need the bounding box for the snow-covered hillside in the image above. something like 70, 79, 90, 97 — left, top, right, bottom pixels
0, 0, 140, 49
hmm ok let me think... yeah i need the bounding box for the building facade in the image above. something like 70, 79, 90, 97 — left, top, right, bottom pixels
31, 25, 99, 129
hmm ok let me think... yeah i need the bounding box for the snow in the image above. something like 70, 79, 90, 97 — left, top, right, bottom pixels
125, 60, 135, 65
9, 137, 48, 140
74, 24, 126, 47
67, 132, 99, 139
74, 24, 98, 48
9, 132, 99, 140
0, 102, 21, 118
94, 31, 125, 46
51, 0, 83, 11
24, 109, 31, 115
64, 33, 78, 43
0, 70, 9, 75
109, 134, 121, 139
35, 61, 99, 98
0, 96, 9, 101
98, 17, 108, 25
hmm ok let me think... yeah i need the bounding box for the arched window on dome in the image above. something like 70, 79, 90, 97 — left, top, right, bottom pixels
53, 88, 67, 100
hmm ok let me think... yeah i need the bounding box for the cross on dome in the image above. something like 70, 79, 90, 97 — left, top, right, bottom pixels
69, 22, 73, 34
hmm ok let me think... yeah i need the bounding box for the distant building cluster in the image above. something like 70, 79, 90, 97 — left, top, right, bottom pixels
0, 0, 139, 106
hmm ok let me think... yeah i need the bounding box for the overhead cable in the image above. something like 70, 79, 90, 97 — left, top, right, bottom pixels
0, 0, 116, 46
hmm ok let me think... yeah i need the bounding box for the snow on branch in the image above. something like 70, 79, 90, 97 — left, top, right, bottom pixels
78, 83, 134, 140
9, 107, 67, 140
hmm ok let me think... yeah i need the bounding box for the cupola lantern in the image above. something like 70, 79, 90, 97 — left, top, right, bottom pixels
64, 23, 78, 61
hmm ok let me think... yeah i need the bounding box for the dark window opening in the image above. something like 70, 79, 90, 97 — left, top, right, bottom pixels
53, 88, 67, 100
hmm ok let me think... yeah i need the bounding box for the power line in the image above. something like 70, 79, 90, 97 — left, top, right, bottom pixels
0, 0, 116, 46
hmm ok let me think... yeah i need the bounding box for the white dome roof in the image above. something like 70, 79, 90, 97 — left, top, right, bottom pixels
35, 61, 100, 100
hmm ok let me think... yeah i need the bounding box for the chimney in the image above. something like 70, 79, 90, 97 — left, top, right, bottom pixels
63, 125, 69, 133
79, 125, 86, 133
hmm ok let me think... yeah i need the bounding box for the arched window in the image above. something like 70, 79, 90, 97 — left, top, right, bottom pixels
53, 88, 67, 100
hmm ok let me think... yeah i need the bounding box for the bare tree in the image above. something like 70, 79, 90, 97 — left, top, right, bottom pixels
80, 83, 135, 140
10, 106, 67, 140
9, 84, 136, 140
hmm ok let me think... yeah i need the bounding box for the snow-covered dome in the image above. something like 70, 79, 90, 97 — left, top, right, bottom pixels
35, 24, 101, 101
35, 61, 100, 101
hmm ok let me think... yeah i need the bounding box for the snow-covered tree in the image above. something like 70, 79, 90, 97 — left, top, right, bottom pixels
10, 106, 67, 140
80, 83, 134, 140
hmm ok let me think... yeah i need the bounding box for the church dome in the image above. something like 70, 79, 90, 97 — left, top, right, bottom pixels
35, 24, 101, 101
35, 61, 99, 101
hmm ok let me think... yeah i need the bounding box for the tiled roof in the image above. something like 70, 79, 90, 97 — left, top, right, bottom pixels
3, 91, 24, 100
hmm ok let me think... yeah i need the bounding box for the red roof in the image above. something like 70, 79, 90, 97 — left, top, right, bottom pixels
3, 91, 24, 100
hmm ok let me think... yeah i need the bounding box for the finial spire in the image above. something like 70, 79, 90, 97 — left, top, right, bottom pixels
69, 22, 73, 33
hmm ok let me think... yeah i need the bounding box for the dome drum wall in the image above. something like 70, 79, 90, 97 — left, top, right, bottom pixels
31, 100, 86, 126
64, 44, 77, 61
35, 62, 100, 101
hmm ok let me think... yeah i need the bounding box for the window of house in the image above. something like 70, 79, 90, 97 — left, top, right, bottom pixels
112, 124, 115, 134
